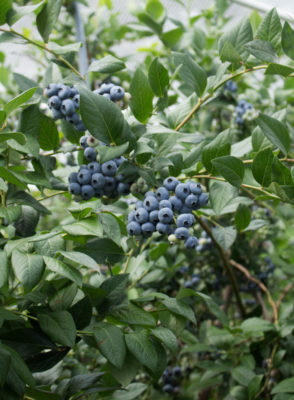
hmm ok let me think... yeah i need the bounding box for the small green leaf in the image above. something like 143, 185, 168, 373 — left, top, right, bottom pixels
2, 344, 35, 387
244, 39, 277, 62
57, 250, 100, 273
282, 22, 294, 60
252, 148, 274, 187
212, 226, 237, 251
220, 41, 242, 64
38, 311, 76, 347
202, 129, 231, 173
256, 8, 282, 51
0, 132, 26, 145
98, 212, 121, 245
161, 27, 183, 48
0, 345, 11, 386
11, 250, 44, 290
63, 216, 103, 237
210, 181, 238, 215
212, 156, 245, 187
8, 1, 46, 26
88, 55, 126, 74
148, 57, 169, 97
150, 327, 178, 352
232, 366, 255, 386
235, 203, 251, 230
36, 0, 62, 42
130, 68, 154, 124
271, 377, 294, 394
248, 375, 263, 399
161, 298, 196, 324
4, 87, 37, 115
97, 142, 129, 164
257, 113, 290, 156
0, 251, 8, 288
43, 256, 83, 286
0, 0, 12, 25
80, 238, 125, 265
265, 63, 294, 77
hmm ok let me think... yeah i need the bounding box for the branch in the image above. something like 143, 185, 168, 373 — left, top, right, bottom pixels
254, 291, 271, 321
38, 190, 68, 202
276, 283, 293, 310
230, 259, 278, 325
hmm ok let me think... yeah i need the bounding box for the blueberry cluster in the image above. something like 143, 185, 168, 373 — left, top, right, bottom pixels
93, 83, 126, 104
68, 135, 130, 201
44, 83, 85, 131
127, 177, 209, 249
183, 273, 200, 289
235, 99, 254, 126
225, 80, 237, 93
161, 366, 183, 395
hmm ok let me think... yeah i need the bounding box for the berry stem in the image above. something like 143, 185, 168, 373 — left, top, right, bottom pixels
38, 190, 68, 202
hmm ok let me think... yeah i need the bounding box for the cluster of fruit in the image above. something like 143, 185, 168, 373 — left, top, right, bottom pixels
235, 99, 254, 126
161, 366, 184, 395
93, 82, 126, 104
127, 178, 209, 249
176, 266, 200, 289
44, 83, 85, 131
68, 135, 131, 200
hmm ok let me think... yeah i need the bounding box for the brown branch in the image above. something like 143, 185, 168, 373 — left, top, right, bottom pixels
254, 291, 271, 321
276, 283, 293, 310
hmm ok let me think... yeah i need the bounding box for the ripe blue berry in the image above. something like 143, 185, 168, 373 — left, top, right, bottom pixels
198, 193, 209, 207
175, 183, 190, 199
156, 222, 171, 235
48, 95, 61, 110
75, 120, 86, 131
44, 83, 59, 97
68, 172, 78, 183
128, 210, 136, 222
98, 83, 115, 94
115, 156, 126, 166
149, 210, 159, 224
159, 200, 172, 209
145, 191, 156, 198
185, 236, 198, 249
127, 221, 141, 235
135, 208, 149, 224
163, 384, 173, 394
69, 182, 81, 195
158, 208, 173, 224
190, 182, 202, 195
163, 176, 179, 191
61, 99, 75, 116
103, 93, 111, 100
185, 194, 198, 208
66, 112, 80, 125
156, 186, 170, 200
81, 185, 95, 200
58, 86, 71, 100
80, 136, 89, 149
91, 173, 105, 189
84, 147, 97, 161
104, 176, 116, 191
110, 85, 125, 101
51, 109, 63, 120
141, 222, 155, 237
88, 161, 101, 173
77, 169, 92, 185
180, 205, 193, 214
70, 86, 78, 97
73, 94, 80, 109
175, 227, 189, 240
143, 196, 159, 212
170, 196, 183, 211
117, 182, 130, 195
192, 274, 200, 285
135, 201, 143, 210
177, 213, 194, 228
101, 160, 117, 177
172, 366, 182, 378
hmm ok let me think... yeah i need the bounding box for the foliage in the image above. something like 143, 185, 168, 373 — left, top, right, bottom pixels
0, 0, 294, 399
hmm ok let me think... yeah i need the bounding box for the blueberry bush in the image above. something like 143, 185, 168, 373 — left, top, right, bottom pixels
0, 1, 294, 399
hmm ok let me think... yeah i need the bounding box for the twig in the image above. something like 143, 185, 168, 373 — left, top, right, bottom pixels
254, 342, 279, 399
254, 291, 271, 321
38, 191, 68, 201
276, 283, 293, 310
122, 248, 134, 273
230, 259, 278, 324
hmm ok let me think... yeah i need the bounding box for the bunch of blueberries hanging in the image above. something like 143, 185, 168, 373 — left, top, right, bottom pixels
127, 178, 209, 249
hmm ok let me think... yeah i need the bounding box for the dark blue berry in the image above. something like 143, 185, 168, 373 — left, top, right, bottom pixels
68, 172, 78, 183
44, 83, 59, 97
135, 201, 143, 210
105, 176, 116, 191
101, 160, 117, 177
58, 86, 71, 100
175, 183, 190, 199
75, 120, 86, 131
81, 185, 95, 200
156, 222, 171, 235
69, 182, 81, 195
185, 194, 198, 208
170, 196, 183, 211
88, 161, 101, 174
127, 221, 141, 235
189, 182, 202, 195
135, 208, 149, 224
110, 85, 125, 101
175, 227, 189, 240
73, 94, 79, 109
149, 210, 159, 224
48, 95, 61, 110
185, 236, 198, 249
143, 196, 159, 211
80, 136, 89, 149
156, 186, 170, 201
163, 384, 173, 394
198, 193, 209, 207
163, 176, 179, 191
77, 169, 92, 185
66, 112, 80, 125
117, 182, 130, 195
98, 83, 115, 94
159, 200, 172, 209
141, 222, 155, 237
158, 208, 173, 224
61, 99, 75, 116
84, 147, 97, 161
177, 213, 194, 228
51, 109, 63, 120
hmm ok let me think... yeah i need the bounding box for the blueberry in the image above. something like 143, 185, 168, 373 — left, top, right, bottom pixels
84, 147, 97, 162
156, 186, 170, 200
184, 280, 193, 288
68, 172, 78, 183
163, 176, 179, 191
170, 196, 183, 211
98, 83, 115, 94
128, 210, 136, 222
238, 100, 247, 108
175, 227, 190, 240
135, 201, 143, 210
81, 184, 95, 200
110, 85, 125, 101
159, 200, 172, 209
196, 245, 203, 252
115, 156, 126, 166
184, 194, 198, 209
103, 93, 111, 100
117, 182, 130, 195
145, 191, 156, 198
185, 236, 198, 249
104, 176, 116, 191
158, 208, 173, 224
175, 183, 190, 199
58, 86, 71, 100
66, 112, 80, 125
135, 208, 149, 224
44, 83, 59, 97
61, 99, 75, 116
101, 160, 117, 177
189, 182, 202, 195
143, 196, 159, 212
88, 161, 101, 173
192, 274, 200, 285
225, 80, 237, 92
86, 136, 99, 147
77, 169, 92, 185
177, 213, 195, 228
163, 384, 173, 394
198, 193, 209, 207
69, 86, 78, 97
75, 120, 86, 131
51, 109, 63, 120
73, 94, 80, 109
94, 188, 104, 198
141, 222, 155, 237
259, 272, 267, 281
172, 366, 182, 378
149, 210, 159, 224
69, 182, 81, 195
156, 222, 171, 235
48, 95, 61, 110
180, 205, 193, 214
127, 221, 141, 235
235, 106, 244, 116
245, 103, 254, 110
80, 136, 89, 149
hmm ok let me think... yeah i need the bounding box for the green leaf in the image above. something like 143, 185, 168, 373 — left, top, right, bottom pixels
252, 148, 274, 187
38, 311, 76, 347
109, 353, 138, 387
248, 375, 263, 399
39, 113, 59, 151
250, 10, 262, 35
218, 18, 253, 61
0, 251, 8, 288
202, 129, 231, 173
0, 168, 25, 189
220, 41, 242, 64
63, 216, 103, 237
97, 142, 129, 164
0, 345, 11, 386
210, 181, 238, 215
0, 132, 26, 145
161, 27, 183, 48
3, 344, 35, 387
244, 39, 277, 62
0, 0, 12, 25
58, 250, 100, 273
8, 1, 46, 26
243, 219, 267, 232
161, 298, 196, 324
93, 322, 126, 368
212, 226, 237, 251
7, 190, 50, 214
4, 87, 37, 115
113, 383, 147, 400
265, 63, 294, 77
241, 317, 274, 333
137, 12, 163, 35
282, 22, 294, 60
232, 366, 255, 386
212, 156, 245, 187
173, 52, 207, 96
256, 8, 282, 51
150, 327, 178, 352
80, 238, 125, 265
130, 68, 154, 124
257, 113, 290, 156
13, 73, 38, 91
37, 0, 63, 42
11, 250, 44, 290
148, 57, 169, 97
47, 42, 82, 54
98, 212, 121, 245
88, 55, 126, 74
49, 284, 78, 311
111, 302, 156, 327
272, 377, 294, 394
43, 256, 83, 286
235, 203, 251, 230
79, 86, 125, 144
